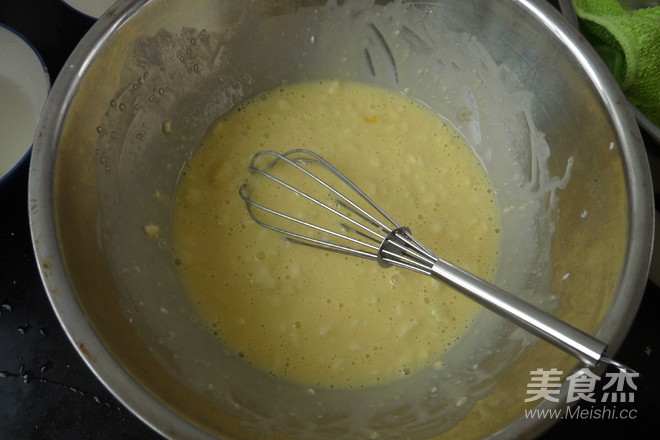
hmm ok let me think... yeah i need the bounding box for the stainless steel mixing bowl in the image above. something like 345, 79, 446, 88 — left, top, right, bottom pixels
29, 0, 653, 438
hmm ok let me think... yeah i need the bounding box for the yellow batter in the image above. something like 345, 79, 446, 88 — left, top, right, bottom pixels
172, 80, 501, 388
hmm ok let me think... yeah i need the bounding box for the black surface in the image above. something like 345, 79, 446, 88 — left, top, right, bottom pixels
0, 1, 658, 439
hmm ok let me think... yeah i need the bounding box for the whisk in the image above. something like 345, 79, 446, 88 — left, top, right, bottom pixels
239, 149, 629, 372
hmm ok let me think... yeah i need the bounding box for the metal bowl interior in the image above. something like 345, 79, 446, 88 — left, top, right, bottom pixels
29, 0, 653, 439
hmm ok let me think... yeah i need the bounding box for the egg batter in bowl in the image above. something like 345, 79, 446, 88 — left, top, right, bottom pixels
172, 79, 501, 389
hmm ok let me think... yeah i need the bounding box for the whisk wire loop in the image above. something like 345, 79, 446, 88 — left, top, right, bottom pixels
239, 185, 377, 260
240, 149, 398, 261
256, 150, 396, 233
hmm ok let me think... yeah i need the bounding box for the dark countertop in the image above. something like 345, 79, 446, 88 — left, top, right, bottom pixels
1, 1, 658, 439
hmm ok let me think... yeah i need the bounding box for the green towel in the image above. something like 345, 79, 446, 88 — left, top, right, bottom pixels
572, 0, 660, 127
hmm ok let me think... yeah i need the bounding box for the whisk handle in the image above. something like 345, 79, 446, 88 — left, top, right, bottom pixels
429, 258, 607, 368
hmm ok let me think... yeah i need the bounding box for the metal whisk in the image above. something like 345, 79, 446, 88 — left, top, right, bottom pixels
239, 149, 629, 371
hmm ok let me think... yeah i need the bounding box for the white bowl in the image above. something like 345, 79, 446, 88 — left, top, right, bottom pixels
59, 0, 117, 20
0, 24, 49, 184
